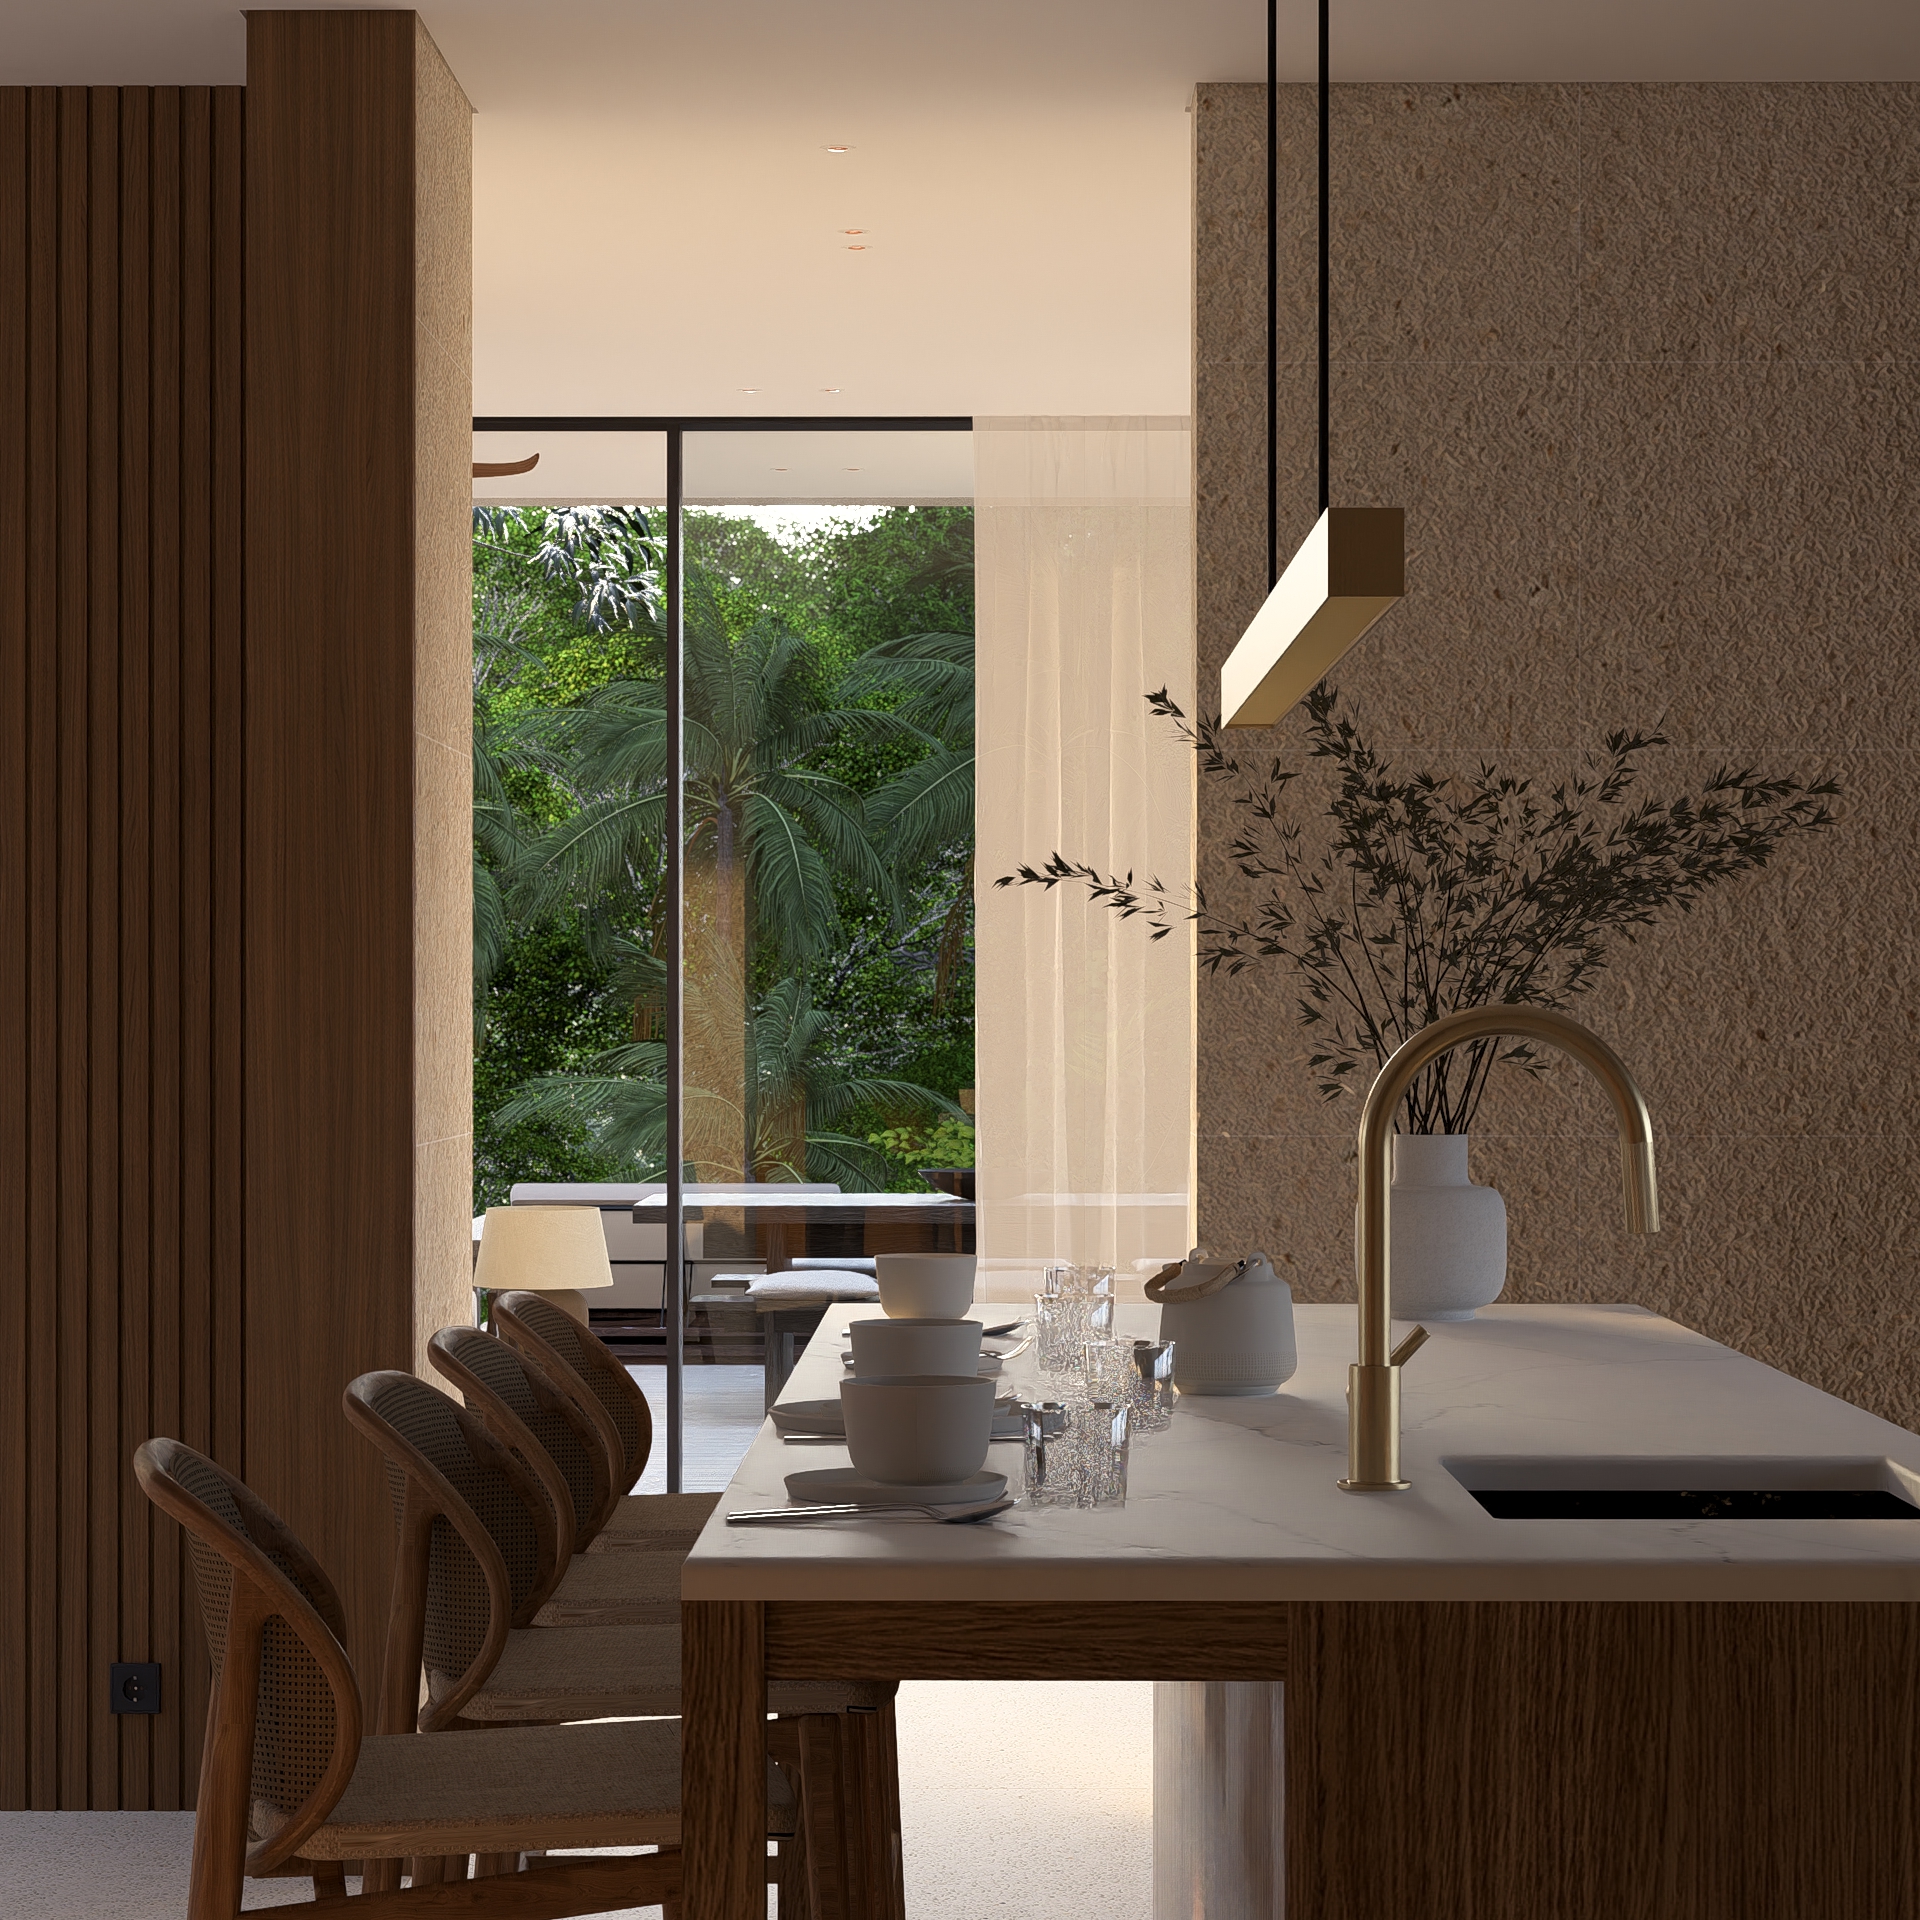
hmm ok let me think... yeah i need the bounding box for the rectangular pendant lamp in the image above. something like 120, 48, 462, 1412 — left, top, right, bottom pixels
1220, 507, 1404, 729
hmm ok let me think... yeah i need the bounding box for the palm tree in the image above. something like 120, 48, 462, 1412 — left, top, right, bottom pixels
512, 576, 957, 1178
493, 975, 960, 1187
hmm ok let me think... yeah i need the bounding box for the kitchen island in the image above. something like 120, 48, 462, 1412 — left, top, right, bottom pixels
681, 1302, 1920, 1919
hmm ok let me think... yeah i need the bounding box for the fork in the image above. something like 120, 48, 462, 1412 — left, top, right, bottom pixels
727, 1497, 1016, 1526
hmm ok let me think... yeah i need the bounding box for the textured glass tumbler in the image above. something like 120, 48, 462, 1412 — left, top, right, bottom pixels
1037, 1291, 1113, 1375
1082, 1335, 1134, 1404
1125, 1339, 1177, 1432
1022, 1397, 1130, 1509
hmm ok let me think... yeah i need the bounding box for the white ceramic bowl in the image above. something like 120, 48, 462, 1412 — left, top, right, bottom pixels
840, 1374, 995, 1485
874, 1253, 977, 1319
848, 1317, 983, 1379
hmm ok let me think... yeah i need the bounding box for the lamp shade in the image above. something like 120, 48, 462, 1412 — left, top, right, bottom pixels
1221, 508, 1404, 728
472, 1205, 613, 1295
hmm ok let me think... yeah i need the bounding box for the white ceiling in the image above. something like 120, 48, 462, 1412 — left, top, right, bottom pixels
9, 2, 1920, 499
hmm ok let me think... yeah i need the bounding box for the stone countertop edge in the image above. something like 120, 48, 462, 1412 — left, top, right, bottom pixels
680, 1301, 1920, 1605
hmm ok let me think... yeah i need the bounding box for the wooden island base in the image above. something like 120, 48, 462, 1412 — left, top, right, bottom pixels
684, 1599, 1920, 1920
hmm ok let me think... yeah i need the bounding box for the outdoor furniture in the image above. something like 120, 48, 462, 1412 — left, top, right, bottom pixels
636, 1189, 974, 1275
744, 1269, 881, 1407
132, 1435, 778, 1919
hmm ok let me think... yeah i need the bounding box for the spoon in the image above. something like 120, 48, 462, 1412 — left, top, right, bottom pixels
728, 1497, 1017, 1527
983, 1319, 1027, 1338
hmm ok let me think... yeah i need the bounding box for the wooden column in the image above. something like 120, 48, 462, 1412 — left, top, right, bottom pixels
1285, 1600, 1920, 1919
0, 82, 244, 1811
243, 8, 471, 1685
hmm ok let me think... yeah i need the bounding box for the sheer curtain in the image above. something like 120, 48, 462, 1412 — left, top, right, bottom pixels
973, 418, 1195, 1303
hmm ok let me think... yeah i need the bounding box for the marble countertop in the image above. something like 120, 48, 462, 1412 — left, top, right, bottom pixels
680, 1301, 1920, 1603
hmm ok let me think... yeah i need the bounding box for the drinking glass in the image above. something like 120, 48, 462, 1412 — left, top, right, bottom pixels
1035, 1290, 1104, 1375
1021, 1396, 1131, 1509
1124, 1338, 1177, 1432
1082, 1335, 1133, 1404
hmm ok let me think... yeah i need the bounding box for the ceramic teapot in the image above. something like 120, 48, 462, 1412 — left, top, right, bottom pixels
1144, 1247, 1298, 1397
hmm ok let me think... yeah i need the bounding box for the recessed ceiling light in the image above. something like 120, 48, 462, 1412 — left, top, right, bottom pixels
842, 228, 865, 235
820, 387, 842, 393
845, 467, 860, 472
773, 466, 789, 472
824, 145, 852, 154
846, 245, 867, 252
738, 386, 760, 393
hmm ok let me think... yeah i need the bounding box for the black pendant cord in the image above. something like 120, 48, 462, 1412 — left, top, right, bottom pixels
1266, 0, 1278, 589
1318, 0, 1329, 516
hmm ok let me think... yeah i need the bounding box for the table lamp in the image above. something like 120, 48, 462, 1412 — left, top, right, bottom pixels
472, 1205, 613, 1325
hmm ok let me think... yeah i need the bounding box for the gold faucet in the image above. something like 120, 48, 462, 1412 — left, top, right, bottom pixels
1340, 1006, 1660, 1493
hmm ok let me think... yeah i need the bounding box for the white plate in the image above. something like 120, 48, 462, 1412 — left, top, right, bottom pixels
770, 1398, 846, 1435
784, 1466, 1007, 1507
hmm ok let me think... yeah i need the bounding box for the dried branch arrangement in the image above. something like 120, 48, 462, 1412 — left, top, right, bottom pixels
997, 685, 1838, 1133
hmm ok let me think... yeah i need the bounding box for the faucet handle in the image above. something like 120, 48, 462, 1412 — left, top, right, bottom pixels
1388, 1325, 1430, 1369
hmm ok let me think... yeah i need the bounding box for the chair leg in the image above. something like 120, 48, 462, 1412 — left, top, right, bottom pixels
847, 1703, 905, 1920
310, 1861, 347, 1899
795, 1713, 853, 1920
473, 1851, 521, 1877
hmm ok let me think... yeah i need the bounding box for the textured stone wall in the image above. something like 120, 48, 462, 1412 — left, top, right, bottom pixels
1194, 83, 1920, 1424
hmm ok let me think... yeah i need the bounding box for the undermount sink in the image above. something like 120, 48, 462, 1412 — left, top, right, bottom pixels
1444, 1455, 1920, 1521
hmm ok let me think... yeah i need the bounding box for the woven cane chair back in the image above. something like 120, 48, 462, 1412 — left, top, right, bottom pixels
494, 1290, 653, 1492
133, 1439, 361, 1877
343, 1372, 558, 1725
430, 1325, 614, 1552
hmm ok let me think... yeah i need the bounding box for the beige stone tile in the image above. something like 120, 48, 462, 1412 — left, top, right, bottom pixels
1580, 83, 1920, 365
1578, 362, 1920, 749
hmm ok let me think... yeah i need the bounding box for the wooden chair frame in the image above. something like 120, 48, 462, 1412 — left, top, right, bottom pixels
492, 1290, 653, 1493
342, 1371, 563, 1733
133, 1437, 687, 1920
429, 1324, 615, 1555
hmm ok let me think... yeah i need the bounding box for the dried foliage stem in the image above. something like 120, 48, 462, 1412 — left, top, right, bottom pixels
996, 685, 1839, 1135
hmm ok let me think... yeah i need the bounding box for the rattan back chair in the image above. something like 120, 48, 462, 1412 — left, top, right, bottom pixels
132, 1436, 710, 1920
491, 1289, 651, 1490
491, 1289, 723, 1552
341, 1370, 562, 1733
429, 1324, 614, 1552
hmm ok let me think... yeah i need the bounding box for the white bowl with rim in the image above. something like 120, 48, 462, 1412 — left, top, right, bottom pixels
839, 1374, 994, 1485
847, 1317, 983, 1379
874, 1253, 976, 1319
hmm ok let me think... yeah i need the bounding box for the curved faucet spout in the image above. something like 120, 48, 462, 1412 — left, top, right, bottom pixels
1341, 1005, 1659, 1493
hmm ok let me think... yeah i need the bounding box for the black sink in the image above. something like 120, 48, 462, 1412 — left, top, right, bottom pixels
1471, 1488, 1920, 1521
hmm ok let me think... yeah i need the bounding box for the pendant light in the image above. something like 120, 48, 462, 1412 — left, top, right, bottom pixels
1219, 0, 1402, 729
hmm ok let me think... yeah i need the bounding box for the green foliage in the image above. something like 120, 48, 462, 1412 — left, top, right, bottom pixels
866, 1119, 977, 1194
1001, 682, 1838, 1134
473, 919, 634, 1210
472, 502, 978, 1195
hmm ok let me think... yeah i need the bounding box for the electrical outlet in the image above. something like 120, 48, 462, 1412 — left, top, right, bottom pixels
110, 1662, 161, 1715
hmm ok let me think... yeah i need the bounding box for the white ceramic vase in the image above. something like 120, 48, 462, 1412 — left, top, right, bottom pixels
1385, 1133, 1506, 1322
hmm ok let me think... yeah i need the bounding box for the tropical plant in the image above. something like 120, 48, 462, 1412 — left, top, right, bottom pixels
998, 683, 1839, 1134
493, 974, 963, 1187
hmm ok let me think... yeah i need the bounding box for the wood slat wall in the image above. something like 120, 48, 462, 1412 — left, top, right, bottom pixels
0, 83, 245, 1811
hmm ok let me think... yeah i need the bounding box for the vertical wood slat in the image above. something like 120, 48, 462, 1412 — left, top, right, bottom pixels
23, 83, 60, 1812
145, 84, 185, 1814
0, 81, 30, 1818
55, 82, 91, 1814
0, 83, 242, 1810
116, 83, 152, 1812
87, 82, 123, 1813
